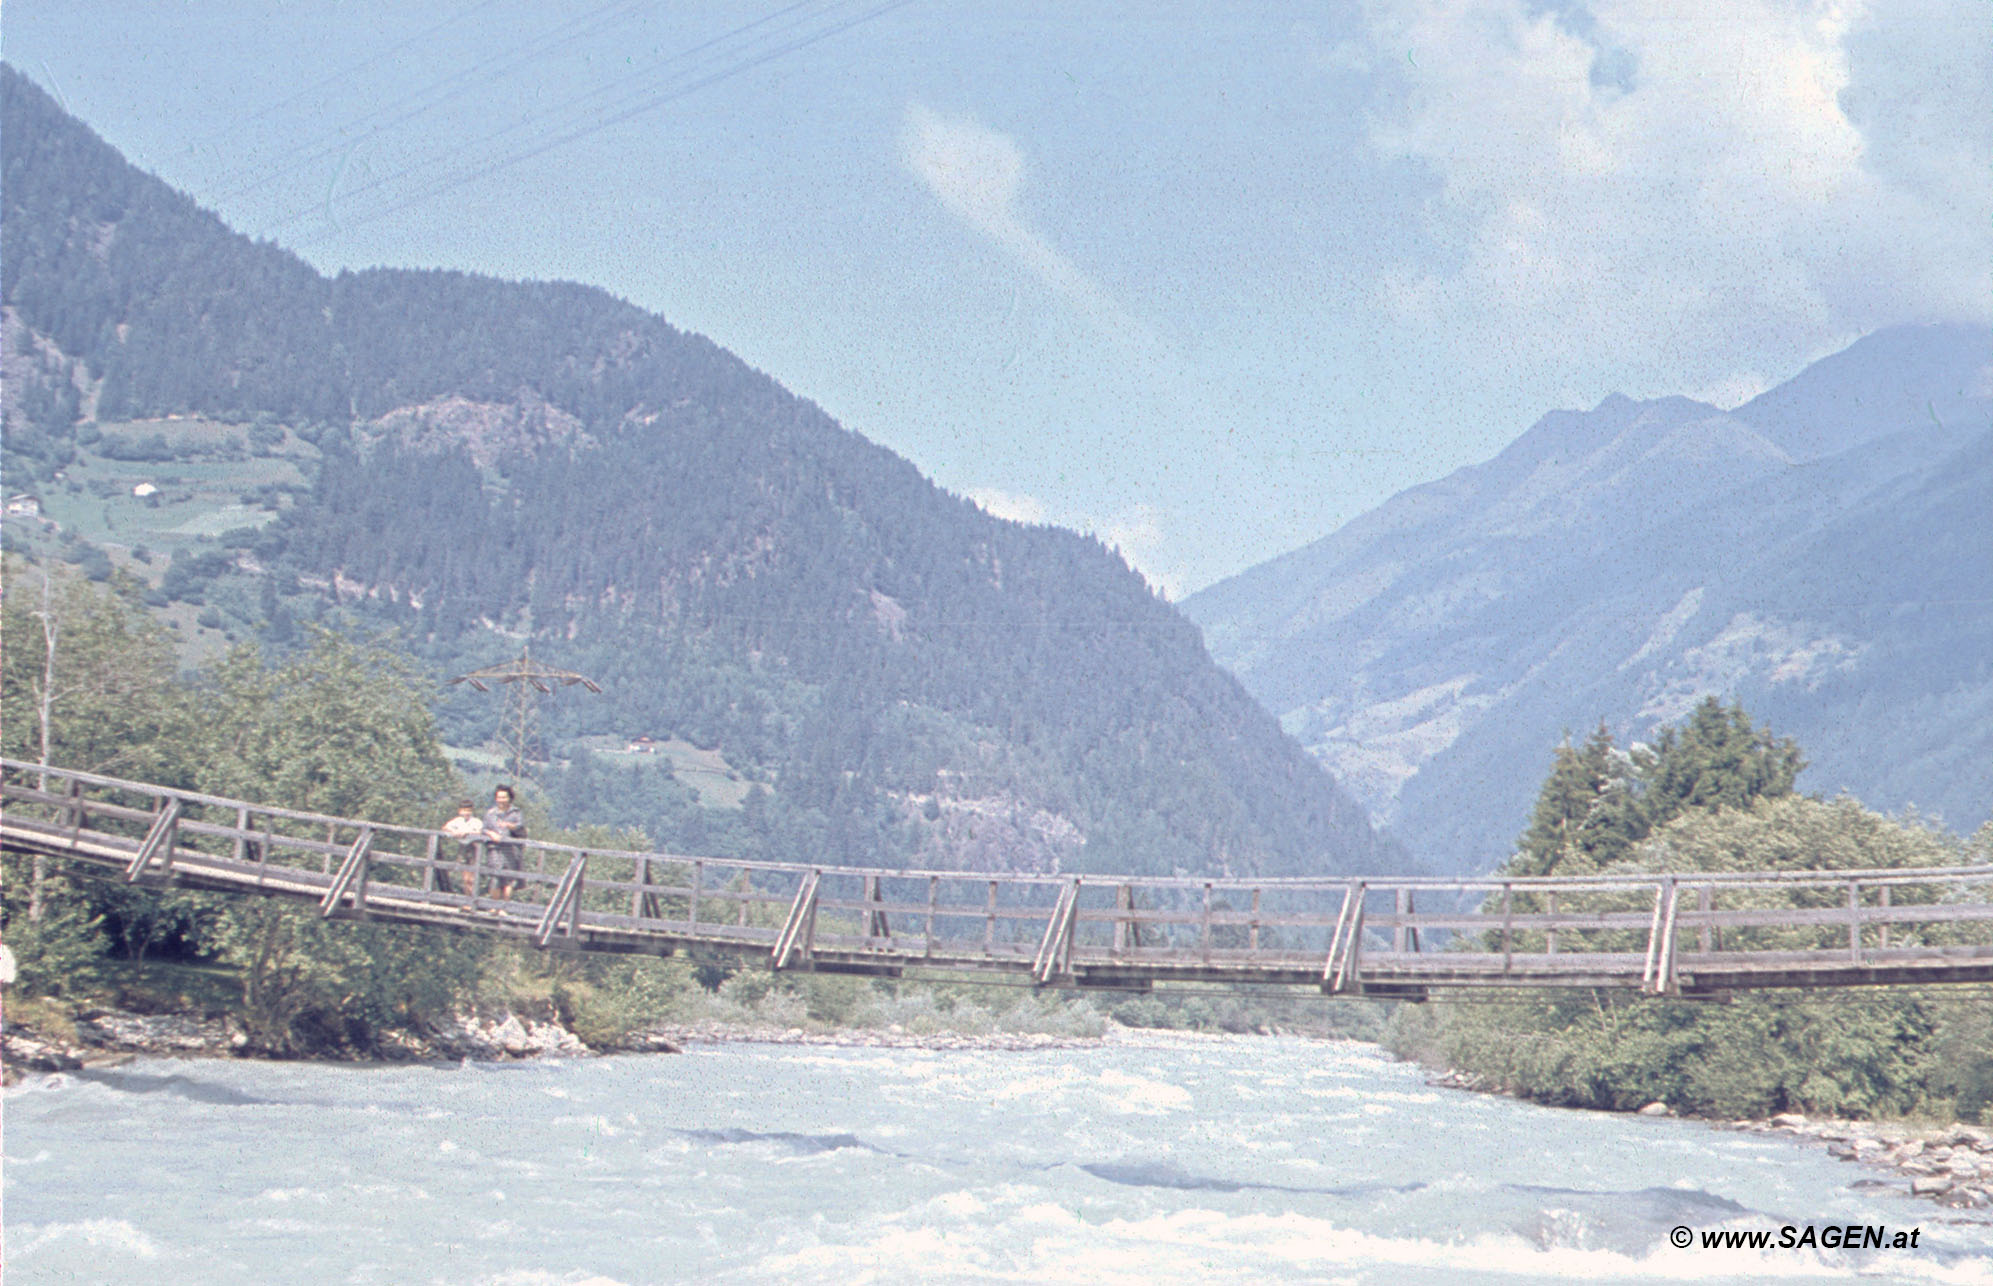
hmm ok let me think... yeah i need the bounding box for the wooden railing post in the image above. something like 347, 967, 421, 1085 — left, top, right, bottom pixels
231, 806, 252, 865
1032, 878, 1081, 984
1641, 879, 1681, 994
1500, 883, 1514, 973
866, 875, 890, 941
126, 797, 182, 882
772, 869, 821, 969
1322, 880, 1365, 994
1655, 878, 1680, 994
535, 854, 589, 948
319, 827, 374, 916
64, 778, 86, 841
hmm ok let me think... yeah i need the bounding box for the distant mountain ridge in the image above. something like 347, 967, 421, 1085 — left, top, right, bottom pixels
0, 64, 1402, 881
1183, 323, 1993, 873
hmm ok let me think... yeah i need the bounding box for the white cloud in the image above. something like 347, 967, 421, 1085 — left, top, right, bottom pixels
1096, 504, 1181, 600
901, 103, 1148, 347
1689, 370, 1773, 410
1357, 0, 1993, 400
965, 487, 1049, 525
967, 487, 1181, 598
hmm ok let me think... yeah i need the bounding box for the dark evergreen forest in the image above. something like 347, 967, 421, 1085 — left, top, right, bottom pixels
1, 65, 1402, 880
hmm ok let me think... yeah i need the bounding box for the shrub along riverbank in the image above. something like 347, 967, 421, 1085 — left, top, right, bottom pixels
1383, 704, 1993, 1127
0, 940, 1385, 1082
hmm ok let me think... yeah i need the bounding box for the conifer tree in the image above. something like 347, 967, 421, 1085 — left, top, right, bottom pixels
1631, 696, 1805, 831
1512, 723, 1637, 875
1508, 700, 1804, 877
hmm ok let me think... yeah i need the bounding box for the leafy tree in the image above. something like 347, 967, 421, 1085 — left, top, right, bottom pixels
192, 629, 455, 821
0, 559, 187, 781
1399, 708, 1986, 1121
1, 592, 484, 1049
0, 563, 192, 977
185, 629, 477, 1052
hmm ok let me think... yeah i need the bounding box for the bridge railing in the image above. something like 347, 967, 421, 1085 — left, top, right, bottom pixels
6, 759, 1993, 991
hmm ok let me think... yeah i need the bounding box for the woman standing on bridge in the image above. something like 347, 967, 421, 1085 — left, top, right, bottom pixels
482, 786, 527, 904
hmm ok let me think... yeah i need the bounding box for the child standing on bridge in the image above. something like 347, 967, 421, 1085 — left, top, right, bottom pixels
441, 800, 482, 896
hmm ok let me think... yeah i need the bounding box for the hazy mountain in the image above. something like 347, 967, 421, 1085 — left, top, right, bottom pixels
0, 65, 1403, 881
1183, 324, 1992, 873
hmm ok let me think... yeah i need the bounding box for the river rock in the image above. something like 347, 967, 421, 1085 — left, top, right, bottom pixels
1911, 1175, 1954, 1196
426, 1013, 590, 1060
1637, 1102, 1671, 1116
1, 1031, 82, 1075
78, 1011, 229, 1052
1770, 1113, 1807, 1129
487, 1014, 586, 1057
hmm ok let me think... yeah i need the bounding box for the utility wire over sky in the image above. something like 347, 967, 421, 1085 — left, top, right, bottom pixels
229, 0, 914, 245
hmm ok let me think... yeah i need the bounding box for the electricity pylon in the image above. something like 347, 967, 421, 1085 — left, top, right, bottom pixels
446, 646, 602, 782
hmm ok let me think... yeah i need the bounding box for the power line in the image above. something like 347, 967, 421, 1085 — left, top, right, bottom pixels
209, 0, 658, 205
256, 0, 912, 245
282, 0, 834, 229
234, 0, 506, 128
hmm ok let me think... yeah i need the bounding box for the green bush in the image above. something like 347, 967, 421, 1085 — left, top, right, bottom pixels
0, 866, 106, 997
1112, 995, 1172, 1028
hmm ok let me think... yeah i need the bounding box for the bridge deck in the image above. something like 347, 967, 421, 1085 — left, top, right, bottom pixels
6, 760, 1993, 997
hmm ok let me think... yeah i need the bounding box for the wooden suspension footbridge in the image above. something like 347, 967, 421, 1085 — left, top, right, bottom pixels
6, 760, 1993, 999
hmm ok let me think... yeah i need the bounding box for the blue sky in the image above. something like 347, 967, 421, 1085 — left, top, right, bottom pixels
5, 1, 1988, 595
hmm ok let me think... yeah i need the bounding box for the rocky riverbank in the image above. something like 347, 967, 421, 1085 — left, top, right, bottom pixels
1, 1004, 1120, 1084
1744, 1112, 1993, 1210
0, 1005, 630, 1083
647, 1018, 1105, 1051
1425, 1069, 1992, 1210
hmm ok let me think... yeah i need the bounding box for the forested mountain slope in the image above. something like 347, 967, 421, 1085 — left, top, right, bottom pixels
1184, 322, 1992, 874
0, 65, 1401, 880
